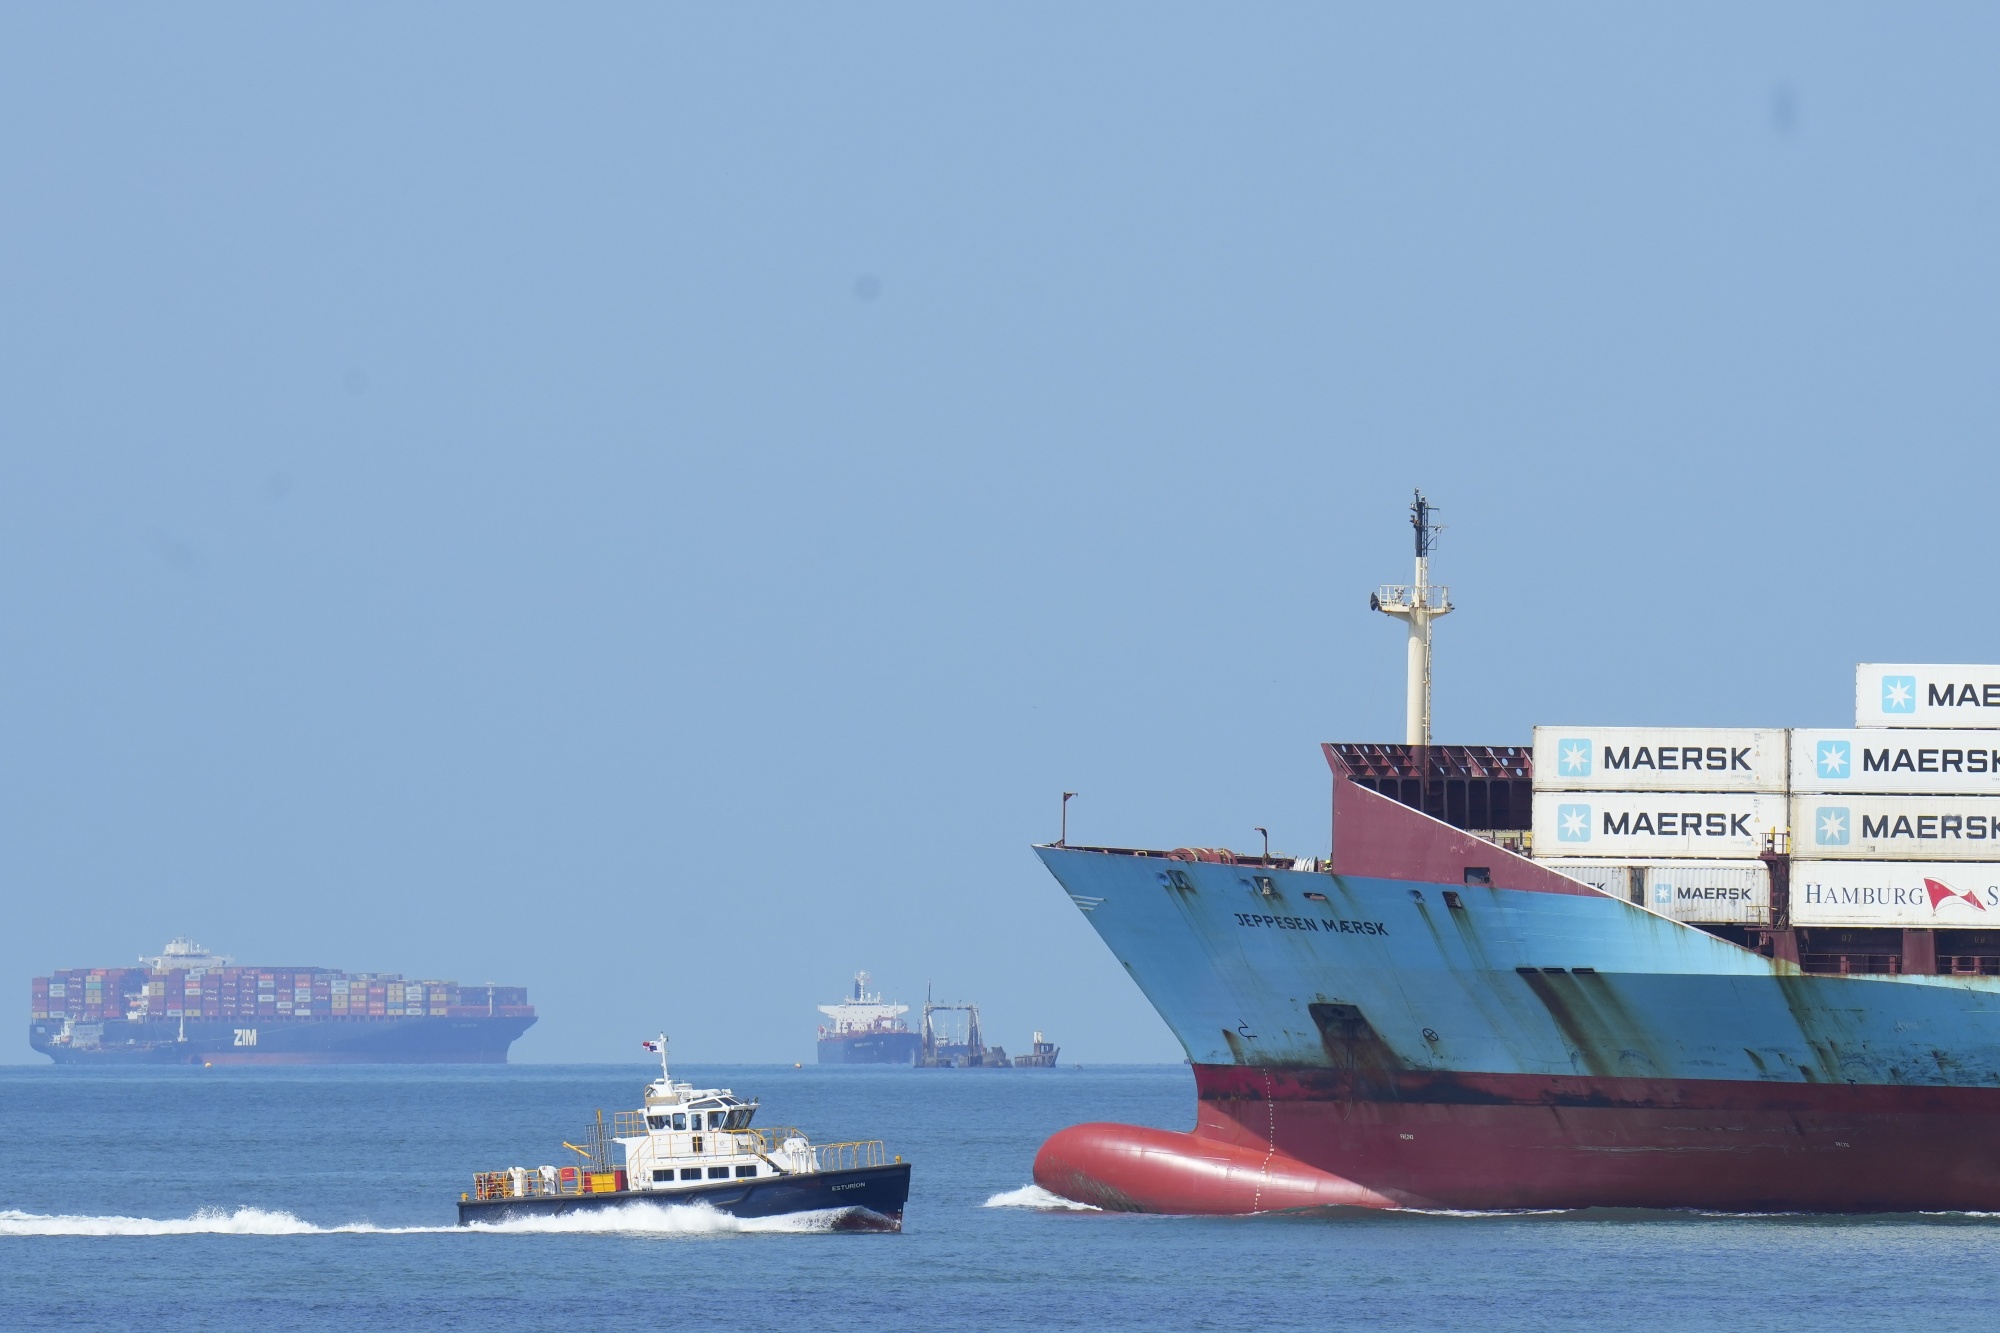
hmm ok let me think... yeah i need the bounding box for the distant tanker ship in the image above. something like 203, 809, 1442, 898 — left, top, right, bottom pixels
816, 973, 921, 1064
816, 973, 1059, 1067
30, 938, 535, 1065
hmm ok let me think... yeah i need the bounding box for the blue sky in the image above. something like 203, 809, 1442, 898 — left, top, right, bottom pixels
3, 6, 1997, 1062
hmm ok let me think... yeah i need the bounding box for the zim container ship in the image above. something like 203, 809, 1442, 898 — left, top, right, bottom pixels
30, 938, 536, 1065
1031, 495, 2000, 1214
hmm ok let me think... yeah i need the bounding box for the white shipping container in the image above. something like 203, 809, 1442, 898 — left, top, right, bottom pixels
1641, 861, 1770, 925
1535, 860, 1637, 901
1531, 727, 1788, 793
1855, 664, 2000, 729
1790, 729, 2000, 795
1791, 860, 2000, 927
1790, 794, 2000, 861
1532, 791, 1786, 860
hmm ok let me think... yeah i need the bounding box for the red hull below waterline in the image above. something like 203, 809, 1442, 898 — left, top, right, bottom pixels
1034, 1064, 2000, 1214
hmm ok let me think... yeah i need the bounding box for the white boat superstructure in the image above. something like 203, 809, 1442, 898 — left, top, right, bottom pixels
470, 1036, 890, 1206
617, 1055, 811, 1190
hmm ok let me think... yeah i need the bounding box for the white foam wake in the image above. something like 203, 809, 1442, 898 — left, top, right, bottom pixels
0, 1207, 342, 1237
0, 1200, 851, 1237
982, 1184, 1101, 1211
464, 1201, 853, 1234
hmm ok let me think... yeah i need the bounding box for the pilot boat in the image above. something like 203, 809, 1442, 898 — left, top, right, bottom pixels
457, 1037, 912, 1230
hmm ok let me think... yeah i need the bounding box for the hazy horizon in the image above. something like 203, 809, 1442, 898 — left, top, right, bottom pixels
5, 5, 1998, 1064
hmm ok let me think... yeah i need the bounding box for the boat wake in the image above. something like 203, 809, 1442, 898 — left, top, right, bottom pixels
0, 1201, 854, 1238
463, 1201, 860, 1234
982, 1184, 1101, 1211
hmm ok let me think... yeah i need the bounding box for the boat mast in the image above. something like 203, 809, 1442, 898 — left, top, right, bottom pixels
1370, 490, 1453, 745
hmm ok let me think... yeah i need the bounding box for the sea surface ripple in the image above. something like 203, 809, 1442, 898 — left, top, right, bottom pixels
2, 1063, 1997, 1331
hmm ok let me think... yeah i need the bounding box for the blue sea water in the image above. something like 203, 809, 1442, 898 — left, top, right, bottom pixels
2, 1062, 1997, 1331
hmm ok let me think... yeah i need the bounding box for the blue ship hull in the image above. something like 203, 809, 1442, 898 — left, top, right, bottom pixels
30, 1014, 535, 1064
817, 1032, 921, 1064
1030, 780, 2000, 1212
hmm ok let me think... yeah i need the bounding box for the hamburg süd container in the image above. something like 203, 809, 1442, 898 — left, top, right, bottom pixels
1531, 791, 1785, 860
1790, 729, 2000, 796
1856, 664, 2000, 729
1531, 727, 1787, 793
1791, 860, 2000, 927
1791, 794, 2000, 861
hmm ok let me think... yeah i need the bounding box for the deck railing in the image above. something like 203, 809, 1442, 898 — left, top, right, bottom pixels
472, 1130, 890, 1198
471, 1167, 625, 1201
814, 1140, 887, 1171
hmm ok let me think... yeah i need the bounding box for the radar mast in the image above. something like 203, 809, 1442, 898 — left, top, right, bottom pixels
1368, 490, 1453, 744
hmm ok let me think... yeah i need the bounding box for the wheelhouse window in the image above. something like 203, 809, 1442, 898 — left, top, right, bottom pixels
673, 1113, 686, 1131
647, 1115, 668, 1130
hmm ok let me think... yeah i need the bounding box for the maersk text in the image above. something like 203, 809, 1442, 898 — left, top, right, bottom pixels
1603, 747, 1752, 773
1863, 748, 2000, 774
1604, 812, 1753, 837
1859, 814, 2000, 840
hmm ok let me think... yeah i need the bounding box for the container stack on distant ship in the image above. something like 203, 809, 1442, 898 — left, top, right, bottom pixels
29, 938, 536, 1064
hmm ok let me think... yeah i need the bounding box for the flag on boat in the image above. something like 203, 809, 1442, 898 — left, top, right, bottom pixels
642, 1039, 662, 1051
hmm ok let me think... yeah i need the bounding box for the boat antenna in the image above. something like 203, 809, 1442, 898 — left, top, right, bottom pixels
645, 1032, 671, 1082
1368, 489, 1454, 745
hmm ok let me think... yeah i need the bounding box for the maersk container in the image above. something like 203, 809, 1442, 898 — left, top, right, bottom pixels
1791, 859, 2000, 926
1641, 860, 1770, 925
1791, 728, 2000, 796
1790, 794, 2000, 861
1531, 727, 1787, 793
1856, 663, 2000, 729
1531, 790, 1785, 860
1534, 859, 1637, 902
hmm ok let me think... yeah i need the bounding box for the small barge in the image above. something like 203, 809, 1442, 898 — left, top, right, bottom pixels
457, 1037, 911, 1230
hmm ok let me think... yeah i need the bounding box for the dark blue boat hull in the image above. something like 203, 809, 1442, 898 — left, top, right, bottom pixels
816, 1032, 921, 1064
30, 1014, 536, 1064
455, 1162, 912, 1230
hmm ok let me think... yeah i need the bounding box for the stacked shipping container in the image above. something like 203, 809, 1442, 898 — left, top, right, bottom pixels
1532, 726, 1785, 926
1787, 665, 2000, 931
30, 966, 533, 1022
1529, 665, 2000, 937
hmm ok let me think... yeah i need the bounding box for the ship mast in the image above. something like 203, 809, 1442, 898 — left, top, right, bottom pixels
1369, 491, 1453, 745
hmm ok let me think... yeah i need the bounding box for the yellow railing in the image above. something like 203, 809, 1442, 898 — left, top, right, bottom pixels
472, 1128, 889, 1198
814, 1140, 887, 1171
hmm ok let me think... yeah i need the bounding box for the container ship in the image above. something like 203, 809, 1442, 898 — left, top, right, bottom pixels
30, 938, 536, 1064
1031, 494, 2000, 1214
